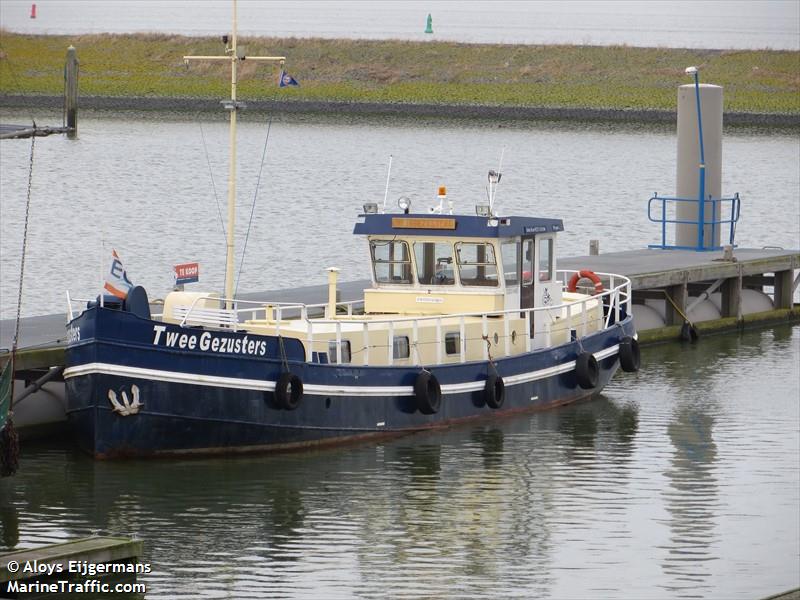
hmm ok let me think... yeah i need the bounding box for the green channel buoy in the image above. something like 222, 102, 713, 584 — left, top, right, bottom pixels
425, 14, 433, 34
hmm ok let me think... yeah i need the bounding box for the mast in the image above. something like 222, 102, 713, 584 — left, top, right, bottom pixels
184, 0, 285, 309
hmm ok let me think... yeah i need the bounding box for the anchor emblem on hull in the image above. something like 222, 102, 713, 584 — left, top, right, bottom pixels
108, 385, 143, 416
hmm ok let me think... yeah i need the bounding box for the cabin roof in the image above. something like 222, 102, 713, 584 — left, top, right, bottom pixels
353, 213, 564, 238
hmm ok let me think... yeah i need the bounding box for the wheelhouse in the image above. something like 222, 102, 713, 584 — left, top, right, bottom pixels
355, 213, 565, 322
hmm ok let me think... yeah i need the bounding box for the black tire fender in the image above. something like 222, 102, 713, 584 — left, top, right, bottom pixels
275, 372, 303, 410
618, 336, 641, 373
575, 352, 599, 389
414, 371, 441, 415
484, 373, 505, 409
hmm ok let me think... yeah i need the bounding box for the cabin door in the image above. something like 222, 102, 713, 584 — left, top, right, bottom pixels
502, 240, 521, 312
520, 237, 536, 336
532, 235, 560, 344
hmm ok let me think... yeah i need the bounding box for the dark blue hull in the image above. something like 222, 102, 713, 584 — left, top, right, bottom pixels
65, 307, 635, 458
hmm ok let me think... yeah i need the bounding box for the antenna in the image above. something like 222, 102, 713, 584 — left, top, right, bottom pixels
382, 155, 393, 213
487, 146, 505, 213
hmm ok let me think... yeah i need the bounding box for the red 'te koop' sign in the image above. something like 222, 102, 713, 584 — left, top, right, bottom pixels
174, 262, 199, 285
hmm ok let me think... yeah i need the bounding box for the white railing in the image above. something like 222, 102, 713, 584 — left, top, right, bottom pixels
66, 270, 631, 366
65, 290, 365, 330
297, 270, 631, 365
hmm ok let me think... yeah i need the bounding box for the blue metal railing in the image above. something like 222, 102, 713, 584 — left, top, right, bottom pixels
647, 193, 741, 251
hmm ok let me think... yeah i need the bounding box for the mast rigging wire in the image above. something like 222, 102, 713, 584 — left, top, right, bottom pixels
234, 114, 273, 296
198, 121, 227, 240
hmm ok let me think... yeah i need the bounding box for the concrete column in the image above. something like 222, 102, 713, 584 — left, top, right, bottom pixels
665, 282, 687, 326
721, 272, 742, 319
773, 270, 794, 309
676, 83, 723, 249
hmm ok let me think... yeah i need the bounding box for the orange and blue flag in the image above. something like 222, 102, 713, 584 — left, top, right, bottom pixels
104, 249, 133, 299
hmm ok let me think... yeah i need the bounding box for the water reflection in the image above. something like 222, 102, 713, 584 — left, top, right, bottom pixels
471, 427, 504, 470
0, 501, 19, 548
0, 326, 797, 599
662, 403, 718, 598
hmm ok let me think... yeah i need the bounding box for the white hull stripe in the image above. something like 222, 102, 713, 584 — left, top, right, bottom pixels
63, 345, 619, 398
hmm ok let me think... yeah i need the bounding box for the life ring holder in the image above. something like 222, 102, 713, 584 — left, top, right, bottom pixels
567, 270, 604, 295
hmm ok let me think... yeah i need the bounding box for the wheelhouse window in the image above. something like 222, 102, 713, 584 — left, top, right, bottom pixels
370, 240, 412, 284
456, 242, 498, 287
539, 237, 554, 282
501, 241, 519, 287
414, 241, 455, 286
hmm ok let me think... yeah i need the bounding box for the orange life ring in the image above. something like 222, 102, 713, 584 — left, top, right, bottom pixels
567, 270, 604, 294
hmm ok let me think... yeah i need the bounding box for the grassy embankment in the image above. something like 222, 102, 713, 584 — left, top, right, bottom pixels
0, 32, 798, 114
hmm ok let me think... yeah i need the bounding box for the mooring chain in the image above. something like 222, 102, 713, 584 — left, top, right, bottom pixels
13, 132, 36, 353
2, 132, 35, 476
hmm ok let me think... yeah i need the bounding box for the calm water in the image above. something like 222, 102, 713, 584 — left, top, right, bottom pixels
0, 110, 798, 322
0, 325, 798, 599
1, 0, 798, 50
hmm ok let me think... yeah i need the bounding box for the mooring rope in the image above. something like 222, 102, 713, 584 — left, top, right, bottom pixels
278, 335, 290, 374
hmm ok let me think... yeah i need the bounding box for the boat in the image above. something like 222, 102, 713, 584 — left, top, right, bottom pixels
62, 2, 640, 458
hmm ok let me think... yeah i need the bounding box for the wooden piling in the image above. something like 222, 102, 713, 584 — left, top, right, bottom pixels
64, 46, 78, 139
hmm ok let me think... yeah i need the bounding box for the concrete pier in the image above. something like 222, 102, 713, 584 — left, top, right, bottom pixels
561, 247, 799, 315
